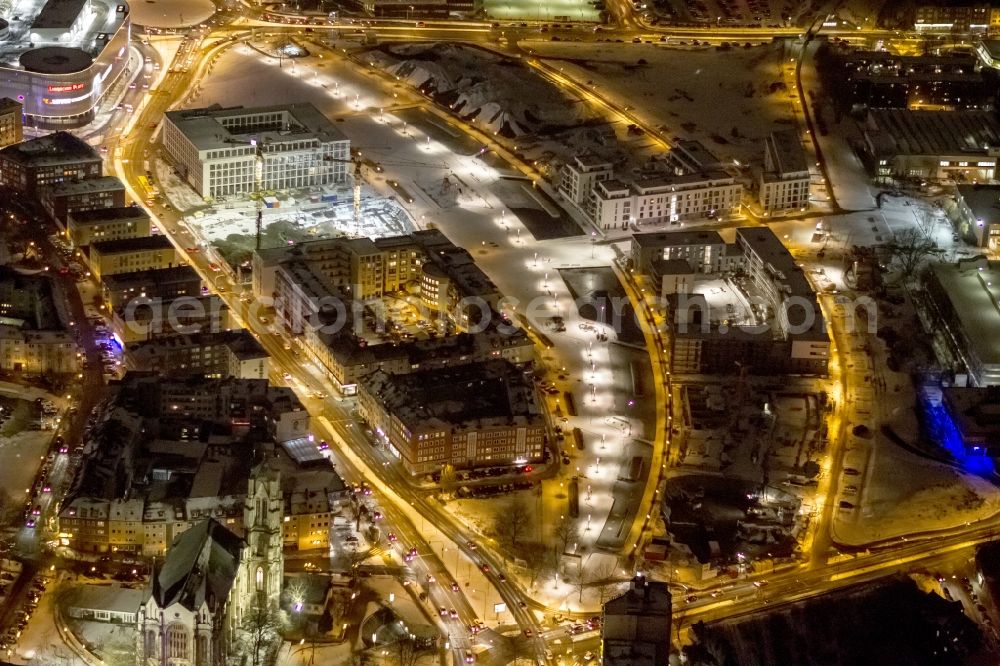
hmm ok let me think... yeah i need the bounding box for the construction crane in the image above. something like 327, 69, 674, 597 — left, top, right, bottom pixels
224, 136, 267, 251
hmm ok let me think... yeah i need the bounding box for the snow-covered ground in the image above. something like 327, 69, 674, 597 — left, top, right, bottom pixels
526, 40, 798, 167
482, 0, 600, 22
832, 440, 1000, 546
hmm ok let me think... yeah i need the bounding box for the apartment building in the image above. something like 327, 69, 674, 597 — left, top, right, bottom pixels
88, 235, 178, 281
602, 575, 672, 666
0, 97, 22, 148
591, 172, 743, 231
758, 130, 810, 215
0, 325, 80, 374
101, 265, 203, 311
358, 360, 546, 475
40, 176, 126, 225
111, 294, 234, 344
0, 130, 101, 195
162, 103, 350, 199
559, 155, 613, 220
64, 206, 151, 248
124, 329, 269, 379
914, 4, 996, 32
632, 228, 830, 376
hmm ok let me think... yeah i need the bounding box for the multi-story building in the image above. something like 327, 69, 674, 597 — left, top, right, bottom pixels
0, 98, 22, 148
101, 265, 204, 312
601, 574, 672, 666
914, 4, 996, 32
0, 326, 80, 374
820, 47, 989, 111
138, 464, 284, 666
559, 155, 613, 220
362, 0, 475, 18
941, 387, 1000, 456
124, 330, 270, 380
631, 230, 728, 276
862, 109, 1000, 183
64, 206, 151, 248
632, 228, 830, 376
89, 235, 178, 282
112, 294, 234, 344
924, 258, 1000, 387
41, 176, 126, 225
162, 103, 350, 199
0, 131, 101, 195
358, 359, 546, 475
59, 374, 318, 558
758, 130, 810, 215
952, 184, 1000, 249
591, 172, 742, 231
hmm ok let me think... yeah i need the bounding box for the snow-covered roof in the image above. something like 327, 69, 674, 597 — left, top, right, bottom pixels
153, 518, 244, 613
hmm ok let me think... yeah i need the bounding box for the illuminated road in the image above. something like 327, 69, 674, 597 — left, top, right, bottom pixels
102, 8, 1000, 662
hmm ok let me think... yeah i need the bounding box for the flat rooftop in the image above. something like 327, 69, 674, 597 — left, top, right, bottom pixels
361, 359, 542, 432
69, 205, 149, 225
633, 229, 725, 248
867, 109, 1000, 156
32, 0, 89, 30
0, 0, 128, 70
44, 175, 123, 196
91, 234, 173, 255
164, 103, 348, 153
767, 129, 808, 175
957, 184, 1000, 225
929, 261, 1000, 368
101, 266, 202, 291
0, 131, 99, 167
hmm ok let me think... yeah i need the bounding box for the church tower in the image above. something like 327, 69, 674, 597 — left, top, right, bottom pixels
244, 464, 283, 609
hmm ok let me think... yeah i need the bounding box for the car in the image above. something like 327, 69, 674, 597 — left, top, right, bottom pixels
283, 372, 292, 381
467, 541, 477, 550
685, 594, 698, 603
186, 247, 200, 253
583, 652, 595, 662
451, 582, 460, 592
387, 532, 397, 542
838, 500, 854, 510
523, 628, 533, 637
498, 573, 506, 582
481, 564, 490, 573
464, 651, 475, 663
449, 608, 458, 619
439, 606, 448, 617
372, 511, 382, 521
25, 519, 34, 528
843, 467, 860, 476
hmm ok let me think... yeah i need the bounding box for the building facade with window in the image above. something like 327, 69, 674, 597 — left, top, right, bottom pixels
89, 235, 178, 281
358, 360, 546, 475
162, 103, 350, 199
758, 129, 810, 215
0, 97, 23, 148
0, 130, 101, 195
64, 205, 151, 248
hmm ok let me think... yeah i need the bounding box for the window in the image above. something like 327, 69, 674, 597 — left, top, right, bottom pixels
167, 624, 188, 659
256, 566, 264, 592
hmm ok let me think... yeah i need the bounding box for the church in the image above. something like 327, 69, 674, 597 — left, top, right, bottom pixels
137, 465, 284, 665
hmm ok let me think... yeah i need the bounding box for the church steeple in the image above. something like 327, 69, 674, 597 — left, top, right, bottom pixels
244, 464, 283, 608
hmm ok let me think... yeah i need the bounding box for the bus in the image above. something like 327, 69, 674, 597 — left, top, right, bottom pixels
137, 175, 159, 198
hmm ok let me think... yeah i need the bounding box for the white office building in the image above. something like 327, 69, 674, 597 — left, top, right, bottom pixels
162, 103, 350, 199
758, 130, 810, 215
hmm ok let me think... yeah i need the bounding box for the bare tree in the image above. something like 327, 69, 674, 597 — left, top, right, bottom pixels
240, 604, 285, 666
914, 207, 938, 239
439, 464, 457, 494
882, 228, 944, 278
493, 496, 533, 559
552, 515, 579, 557
592, 561, 621, 605
521, 542, 555, 587
386, 635, 432, 666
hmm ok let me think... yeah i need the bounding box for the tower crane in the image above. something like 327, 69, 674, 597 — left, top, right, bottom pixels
224, 136, 268, 251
